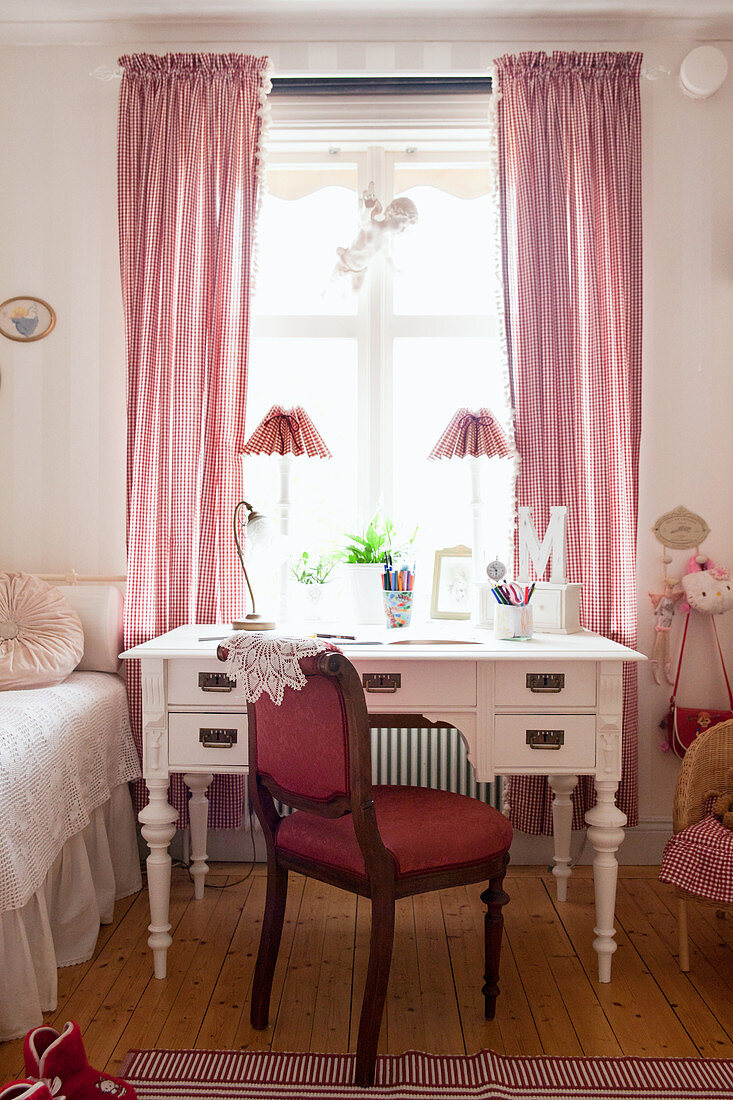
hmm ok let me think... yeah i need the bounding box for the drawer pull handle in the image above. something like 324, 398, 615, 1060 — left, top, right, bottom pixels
199, 727, 237, 748
526, 729, 565, 749
362, 673, 401, 693
199, 671, 236, 692
526, 672, 565, 693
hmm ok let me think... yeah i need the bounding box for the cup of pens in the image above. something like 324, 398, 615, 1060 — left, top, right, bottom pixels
382, 562, 415, 628
491, 581, 535, 640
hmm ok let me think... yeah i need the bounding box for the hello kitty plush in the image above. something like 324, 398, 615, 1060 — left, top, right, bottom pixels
680, 557, 733, 615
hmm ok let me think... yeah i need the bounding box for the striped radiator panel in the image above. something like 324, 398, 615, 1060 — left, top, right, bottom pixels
370, 725, 500, 809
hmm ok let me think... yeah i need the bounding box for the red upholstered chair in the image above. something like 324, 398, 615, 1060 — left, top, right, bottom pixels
245, 647, 513, 1088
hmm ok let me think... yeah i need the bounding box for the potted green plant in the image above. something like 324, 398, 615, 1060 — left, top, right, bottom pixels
338, 512, 416, 623
291, 551, 336, 620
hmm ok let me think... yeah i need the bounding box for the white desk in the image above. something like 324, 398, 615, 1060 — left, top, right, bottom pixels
122, 624, 644, 983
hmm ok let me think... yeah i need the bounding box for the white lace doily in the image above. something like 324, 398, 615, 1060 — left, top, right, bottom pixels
220, 633, 332, 706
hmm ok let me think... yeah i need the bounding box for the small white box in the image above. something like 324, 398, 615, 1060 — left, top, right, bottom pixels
476, 581, 582, 634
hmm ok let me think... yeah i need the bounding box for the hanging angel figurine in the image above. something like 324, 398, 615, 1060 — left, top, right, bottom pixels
649, 583, 683, 685
331, 181, 418, 292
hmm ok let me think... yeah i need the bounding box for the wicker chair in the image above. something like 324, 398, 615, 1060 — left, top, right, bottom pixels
659, 718, 733, 971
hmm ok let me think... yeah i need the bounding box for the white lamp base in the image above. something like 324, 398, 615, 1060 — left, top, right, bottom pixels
232, 614, 276, 631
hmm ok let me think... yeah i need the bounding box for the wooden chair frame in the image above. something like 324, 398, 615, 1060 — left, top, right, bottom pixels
247, 649, 510, 1088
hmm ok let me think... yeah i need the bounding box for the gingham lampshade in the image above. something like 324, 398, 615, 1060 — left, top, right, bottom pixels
428, 407, 510, 460
241, 405, 332, 458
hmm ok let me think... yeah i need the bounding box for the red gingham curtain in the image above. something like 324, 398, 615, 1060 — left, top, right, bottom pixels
495, 51, 642, 833
118, 52, 271, 828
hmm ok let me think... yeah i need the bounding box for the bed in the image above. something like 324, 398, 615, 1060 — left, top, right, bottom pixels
0, 581, 142, 1042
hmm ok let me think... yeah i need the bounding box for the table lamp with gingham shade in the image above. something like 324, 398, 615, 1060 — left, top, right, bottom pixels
241, 405, 332, 622
428, 407, 510, 604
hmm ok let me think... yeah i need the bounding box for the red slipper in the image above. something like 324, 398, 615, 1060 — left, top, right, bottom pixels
23, 1023, 135, 1100
0, 1084, 54, 1100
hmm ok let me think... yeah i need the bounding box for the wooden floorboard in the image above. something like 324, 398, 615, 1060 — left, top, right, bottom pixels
504, 876, 584, 1057
193, 870, 263, 1051
413, 891, 464, 1055
1, 863, 731, 1083
615, 878, 733, 1059
548, 873, 701, 1058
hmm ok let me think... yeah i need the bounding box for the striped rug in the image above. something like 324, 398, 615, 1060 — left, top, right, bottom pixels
119, 1047, 733, 1099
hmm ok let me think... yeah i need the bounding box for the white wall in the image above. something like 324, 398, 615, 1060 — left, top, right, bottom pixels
1, 19, 731, 853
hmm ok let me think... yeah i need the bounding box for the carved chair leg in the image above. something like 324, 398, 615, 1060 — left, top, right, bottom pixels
251, 863, 288, 1029
481, 857, 510, 1020
355, 890, 396, 1089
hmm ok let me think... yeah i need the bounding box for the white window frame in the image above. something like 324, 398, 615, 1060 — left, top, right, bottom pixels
252, 132, 497, 527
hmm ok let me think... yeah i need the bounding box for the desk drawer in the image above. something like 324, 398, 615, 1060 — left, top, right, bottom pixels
494, 713, 595, 771
357, 660, 476, 709
169, 713, 248, 768
494, 662, 596, 708
168, 659, 249, 706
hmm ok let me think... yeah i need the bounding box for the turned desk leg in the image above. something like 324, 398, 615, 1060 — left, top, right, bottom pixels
138, 777, 178, 980
184, 772, 213, 899
548, 774, 578, 902
501, 776, 511, 818
585, 777, 627, 982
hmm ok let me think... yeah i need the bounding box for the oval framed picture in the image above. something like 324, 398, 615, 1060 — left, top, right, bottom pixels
0, 296, 56, 342
651, 505, 710, 550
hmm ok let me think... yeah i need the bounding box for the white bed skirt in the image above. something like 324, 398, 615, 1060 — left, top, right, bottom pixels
0, 784, 142, 1042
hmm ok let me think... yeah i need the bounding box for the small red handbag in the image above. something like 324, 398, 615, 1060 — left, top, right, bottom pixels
666, 614, 733, 758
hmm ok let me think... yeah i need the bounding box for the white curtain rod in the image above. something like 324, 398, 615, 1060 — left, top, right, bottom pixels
89, 63, 671, 83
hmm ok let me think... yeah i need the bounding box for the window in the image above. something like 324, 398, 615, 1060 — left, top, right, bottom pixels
246, 128, 512, 619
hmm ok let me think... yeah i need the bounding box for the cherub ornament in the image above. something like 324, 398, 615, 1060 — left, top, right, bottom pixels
332, 182, 418, 292
649, 583, 683, 685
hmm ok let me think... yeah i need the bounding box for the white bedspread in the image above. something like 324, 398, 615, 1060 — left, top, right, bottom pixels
0, 671, 141, 913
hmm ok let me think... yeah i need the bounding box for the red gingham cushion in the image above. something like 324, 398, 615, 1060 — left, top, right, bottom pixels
276, 785, 513, 881
659, 815, 733, 904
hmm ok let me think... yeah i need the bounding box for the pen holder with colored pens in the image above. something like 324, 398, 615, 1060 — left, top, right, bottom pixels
493, 604, 533, 641
382, 563, 415, 628
383, 589, 414, 628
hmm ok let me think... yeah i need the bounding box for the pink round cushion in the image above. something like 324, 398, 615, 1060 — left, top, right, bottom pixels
0, 572, 84, 690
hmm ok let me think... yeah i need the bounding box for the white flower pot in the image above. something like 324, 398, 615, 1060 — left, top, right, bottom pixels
343, 563, 385, 624
296, 581, 331, 621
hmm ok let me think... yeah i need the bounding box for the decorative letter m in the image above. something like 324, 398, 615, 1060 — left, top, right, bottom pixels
518, 506, 568, 583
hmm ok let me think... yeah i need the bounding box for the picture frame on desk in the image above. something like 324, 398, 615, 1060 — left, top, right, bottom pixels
431, 544, 472, 620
